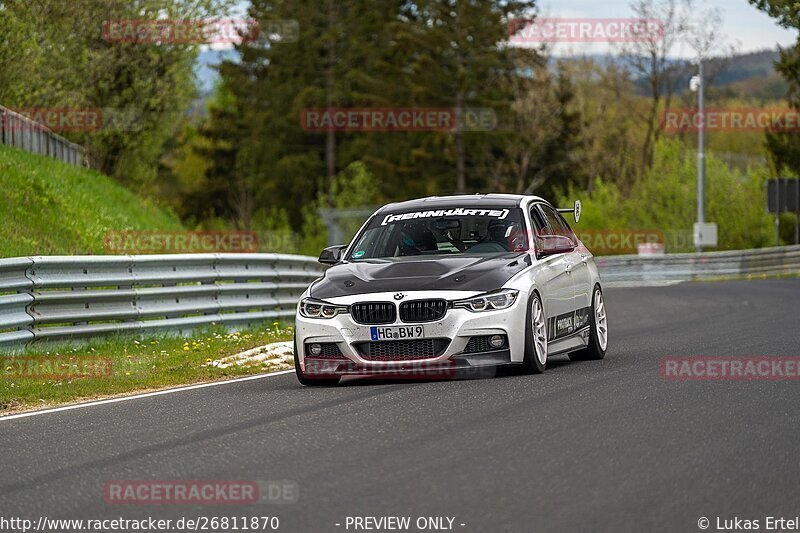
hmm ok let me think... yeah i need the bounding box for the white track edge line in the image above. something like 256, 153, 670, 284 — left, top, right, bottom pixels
0, 369, 295, 422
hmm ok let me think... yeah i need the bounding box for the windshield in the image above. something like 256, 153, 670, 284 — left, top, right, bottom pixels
347, 207, 529, 260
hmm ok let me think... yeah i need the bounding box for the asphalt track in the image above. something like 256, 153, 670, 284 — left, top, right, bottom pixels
1, 279, 799, 533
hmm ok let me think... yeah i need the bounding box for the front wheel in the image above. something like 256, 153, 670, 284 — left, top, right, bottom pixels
569, 286, 608, 361
522, 292, 548, 374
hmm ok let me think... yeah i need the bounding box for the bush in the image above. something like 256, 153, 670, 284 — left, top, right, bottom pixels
558, 138, 774, 253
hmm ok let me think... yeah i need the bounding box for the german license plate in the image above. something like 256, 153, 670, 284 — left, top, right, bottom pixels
370, 325, 425, 340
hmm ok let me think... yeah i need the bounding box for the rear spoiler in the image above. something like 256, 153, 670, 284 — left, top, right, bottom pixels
556, 200, 581, 223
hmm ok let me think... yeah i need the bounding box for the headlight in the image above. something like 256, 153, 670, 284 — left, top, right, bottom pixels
453, 289, 519, 312
299, 298, 347, 319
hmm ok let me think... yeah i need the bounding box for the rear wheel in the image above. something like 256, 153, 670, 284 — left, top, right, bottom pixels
569, 286, 608, 361
293, 334, 340, 386
522, 292, 548, 374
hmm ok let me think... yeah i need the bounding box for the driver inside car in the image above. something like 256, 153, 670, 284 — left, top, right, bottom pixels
485, 221, 512, 251
398, 223, 439, 255
482, 221, 526, 252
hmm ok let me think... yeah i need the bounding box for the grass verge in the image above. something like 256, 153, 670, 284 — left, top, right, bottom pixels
0, 322, 293, 415
690, 271, 800, 283
0, 143, 183, 256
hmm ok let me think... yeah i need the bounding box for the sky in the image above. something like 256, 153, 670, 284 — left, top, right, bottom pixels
538, 0, 796, 57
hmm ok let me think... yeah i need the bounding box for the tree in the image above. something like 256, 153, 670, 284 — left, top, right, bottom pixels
619, 0, 694, 177
169, 0, 627, 232
480, 57, 582, 196
0, 0, 234, 191
566, 59, 643, 193
748, 0, 800, 176
402, 0, 537, 193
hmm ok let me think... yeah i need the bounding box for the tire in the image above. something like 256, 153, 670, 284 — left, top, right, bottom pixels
569, 285, 608, 361
522, 291, 548, 374
293, 334, 340, 386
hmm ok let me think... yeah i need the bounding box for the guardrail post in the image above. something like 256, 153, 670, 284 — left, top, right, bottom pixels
0, 258, 36, 352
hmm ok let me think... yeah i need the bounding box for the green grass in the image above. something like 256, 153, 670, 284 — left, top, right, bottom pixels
0, 144, 184, 257
693, 271, 800, 283
0, 147, 299, 413
0, 322, 294, 414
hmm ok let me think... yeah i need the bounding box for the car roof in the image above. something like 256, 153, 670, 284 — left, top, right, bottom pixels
375, 194, 547, 213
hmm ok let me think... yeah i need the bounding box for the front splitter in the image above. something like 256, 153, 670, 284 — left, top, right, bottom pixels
303, 350, 512, 379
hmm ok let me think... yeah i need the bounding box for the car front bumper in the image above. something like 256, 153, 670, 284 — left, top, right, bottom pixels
295, 290, 528, 377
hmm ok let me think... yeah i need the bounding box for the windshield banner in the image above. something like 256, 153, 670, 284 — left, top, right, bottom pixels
381, 208, 509, 226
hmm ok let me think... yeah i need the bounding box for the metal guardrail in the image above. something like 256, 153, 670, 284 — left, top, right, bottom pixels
0, 105, 87, 167
596, 245, 800, 282
1, 247, 798, 351
0, 254, 323, 351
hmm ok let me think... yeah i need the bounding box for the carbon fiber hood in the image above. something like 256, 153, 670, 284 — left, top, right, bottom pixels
309, 253, 532, 299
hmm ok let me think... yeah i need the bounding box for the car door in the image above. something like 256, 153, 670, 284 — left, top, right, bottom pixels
550, 207, 592, 313
530, 204, 576, 339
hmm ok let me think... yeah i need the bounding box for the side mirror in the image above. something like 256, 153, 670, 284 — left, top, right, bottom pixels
537, 235, 576, 257
318, 245, 347, 265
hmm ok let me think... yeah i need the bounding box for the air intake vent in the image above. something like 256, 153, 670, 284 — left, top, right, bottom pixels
399, 300, 447, 323
463, 335, 507, 353
304, 342, 345, 358
355, 339, 450, 361
350, 302, 396, 325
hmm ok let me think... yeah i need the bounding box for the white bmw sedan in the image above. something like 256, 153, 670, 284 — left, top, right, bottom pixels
294, 194, 608, 385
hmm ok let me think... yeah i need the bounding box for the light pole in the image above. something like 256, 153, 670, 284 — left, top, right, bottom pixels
690, 59, 705, 253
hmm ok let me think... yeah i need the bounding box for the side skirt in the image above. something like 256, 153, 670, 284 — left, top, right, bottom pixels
547, 325, 591, 356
